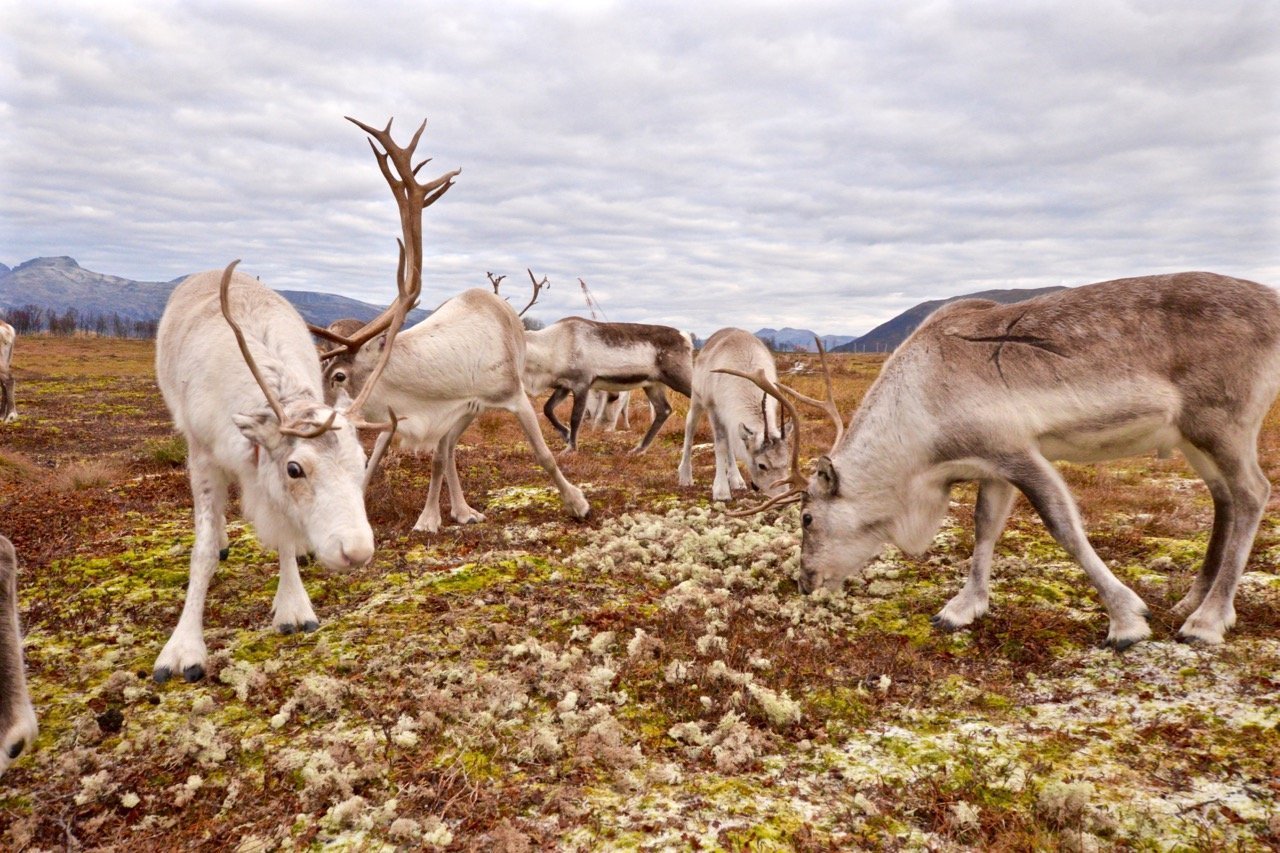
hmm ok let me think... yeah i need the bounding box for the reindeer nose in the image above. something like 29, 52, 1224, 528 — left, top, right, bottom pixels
341, 542, 374, 568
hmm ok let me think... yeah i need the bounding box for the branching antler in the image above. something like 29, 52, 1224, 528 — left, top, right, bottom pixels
486, 271, 506, 294
309, 116, 460, 420
519, 269, 548, 318
219, 260, 338, 438
774, 337, 844, 445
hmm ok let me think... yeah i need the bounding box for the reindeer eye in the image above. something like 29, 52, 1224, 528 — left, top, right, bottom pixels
802, 512, 813, 529
333, 371, 347, 383
286, 461, 305, 479
757, 463, 768, 471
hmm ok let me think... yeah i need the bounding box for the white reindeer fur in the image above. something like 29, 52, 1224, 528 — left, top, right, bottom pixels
798, 272, 1280, 649
154, 269, 375, 682
0, 320, 16, 423
0, 536, 37, 777
584, 389, 632, 431
327, 288, 589, 532
678, 328, 793, 501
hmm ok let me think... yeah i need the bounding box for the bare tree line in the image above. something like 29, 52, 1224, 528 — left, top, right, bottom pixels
0, 305, 159, 338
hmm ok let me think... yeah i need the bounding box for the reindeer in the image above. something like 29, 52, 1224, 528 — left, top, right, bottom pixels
151, 116, 454, 683
0, 536, 37, 776
584, 389, 632, 431
0, 320, 16, 423
523, 319, 693, 453
678, 328, 795, 501
321, 288, 590, 533
730, 272, 1280, 648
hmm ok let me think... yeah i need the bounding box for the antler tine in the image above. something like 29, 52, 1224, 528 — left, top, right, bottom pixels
722, 488, 806, 518
331, 116, 459, 412
219, 260, 287, 427
487, 272, 506, 294
773, 337, 844, 445
519, 268, 549, 318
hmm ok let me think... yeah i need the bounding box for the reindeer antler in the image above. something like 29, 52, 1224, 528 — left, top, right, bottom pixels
774, 337, 844, 446
519, 269, 548, 318
486, 271, 506, 294
219, 261, 338, 438
310, 116, 460, 420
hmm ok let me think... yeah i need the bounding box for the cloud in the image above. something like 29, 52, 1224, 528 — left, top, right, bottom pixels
1, 0, 1276, 336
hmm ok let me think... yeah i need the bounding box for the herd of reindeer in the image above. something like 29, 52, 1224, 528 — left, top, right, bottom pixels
1, 115, 1278, 782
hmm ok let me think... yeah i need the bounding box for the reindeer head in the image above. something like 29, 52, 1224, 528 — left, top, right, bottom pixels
737, 394, 795, 497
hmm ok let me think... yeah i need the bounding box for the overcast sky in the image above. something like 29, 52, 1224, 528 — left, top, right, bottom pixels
2, 1, 1277, 337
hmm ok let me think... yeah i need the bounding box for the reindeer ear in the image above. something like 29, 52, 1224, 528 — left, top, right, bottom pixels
814, 455, 839, 497
233, 410, 284, 450
738, 423, 756, 444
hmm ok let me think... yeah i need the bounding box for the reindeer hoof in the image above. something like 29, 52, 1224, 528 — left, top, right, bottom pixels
1104, 636, 1139, 652
182, 664, 205, 683
218, 547, 230, 561
302, 620, 319, 633
153, 667, 173, 684
929, 614, 964, 633
278, 623, 297, 635
7, 740, 25, 760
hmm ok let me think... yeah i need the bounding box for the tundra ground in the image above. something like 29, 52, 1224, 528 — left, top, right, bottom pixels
0, 336, 1277, 850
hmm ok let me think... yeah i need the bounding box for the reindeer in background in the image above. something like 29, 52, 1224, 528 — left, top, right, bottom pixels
731, 272, 1280, 649
151, 116, 453, 683
678, 328, 795, 501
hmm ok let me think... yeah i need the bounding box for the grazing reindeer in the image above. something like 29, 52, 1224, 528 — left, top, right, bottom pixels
0, 320, 16, 423
585, 389, 632, 431
731, 272, 1280, 648
0, 536, 37, 776
322, 288, 591, 533
152, 116, 452, 683
678, 328, 795, 501
523, 318, 693, 453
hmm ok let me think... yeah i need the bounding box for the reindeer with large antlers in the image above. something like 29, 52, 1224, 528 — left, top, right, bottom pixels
731, 273, 1280, 649
151, 116, 456, 683
678, 328, 796, 501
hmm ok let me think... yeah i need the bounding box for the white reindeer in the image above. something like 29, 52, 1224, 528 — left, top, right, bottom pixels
0, 320, 17, 423
584, 389, 632, 432
152, 116, 454, 682
677, 328, 795, 501
0, 535, 37, 777
733, 272, 1280, 648
523, 318, 694, 453
322, 288, 590, 533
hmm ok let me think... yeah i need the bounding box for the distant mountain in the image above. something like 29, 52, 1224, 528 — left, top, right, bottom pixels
832, 286, 1069, 353
0, 256, 429, 328
753, 327, 858, 352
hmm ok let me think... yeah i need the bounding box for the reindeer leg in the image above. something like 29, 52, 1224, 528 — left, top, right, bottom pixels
933, 478, 1016, 630
0, 538, 37, 771
1176, 440, 1269, 644
512, 393, 590, 518
567, 388, 590, 452
273, 543, 319, 634
632, 384, 672, 454
413, 433, 451, 533
543, 387, 572, 443
442, 412, 485, 525
1002, 452, 1151, 650
677, 398, 705, 487
155, 445, 227, 682
709, 415, 737, 501
0, 375, 14, 423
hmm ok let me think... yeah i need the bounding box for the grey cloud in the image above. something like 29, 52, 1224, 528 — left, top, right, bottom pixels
1, 0, 1276, 338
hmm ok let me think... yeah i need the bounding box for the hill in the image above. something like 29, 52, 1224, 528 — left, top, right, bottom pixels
753, 327, 858, 352
0, 256, 429, 330
832, 286, 1069, 353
